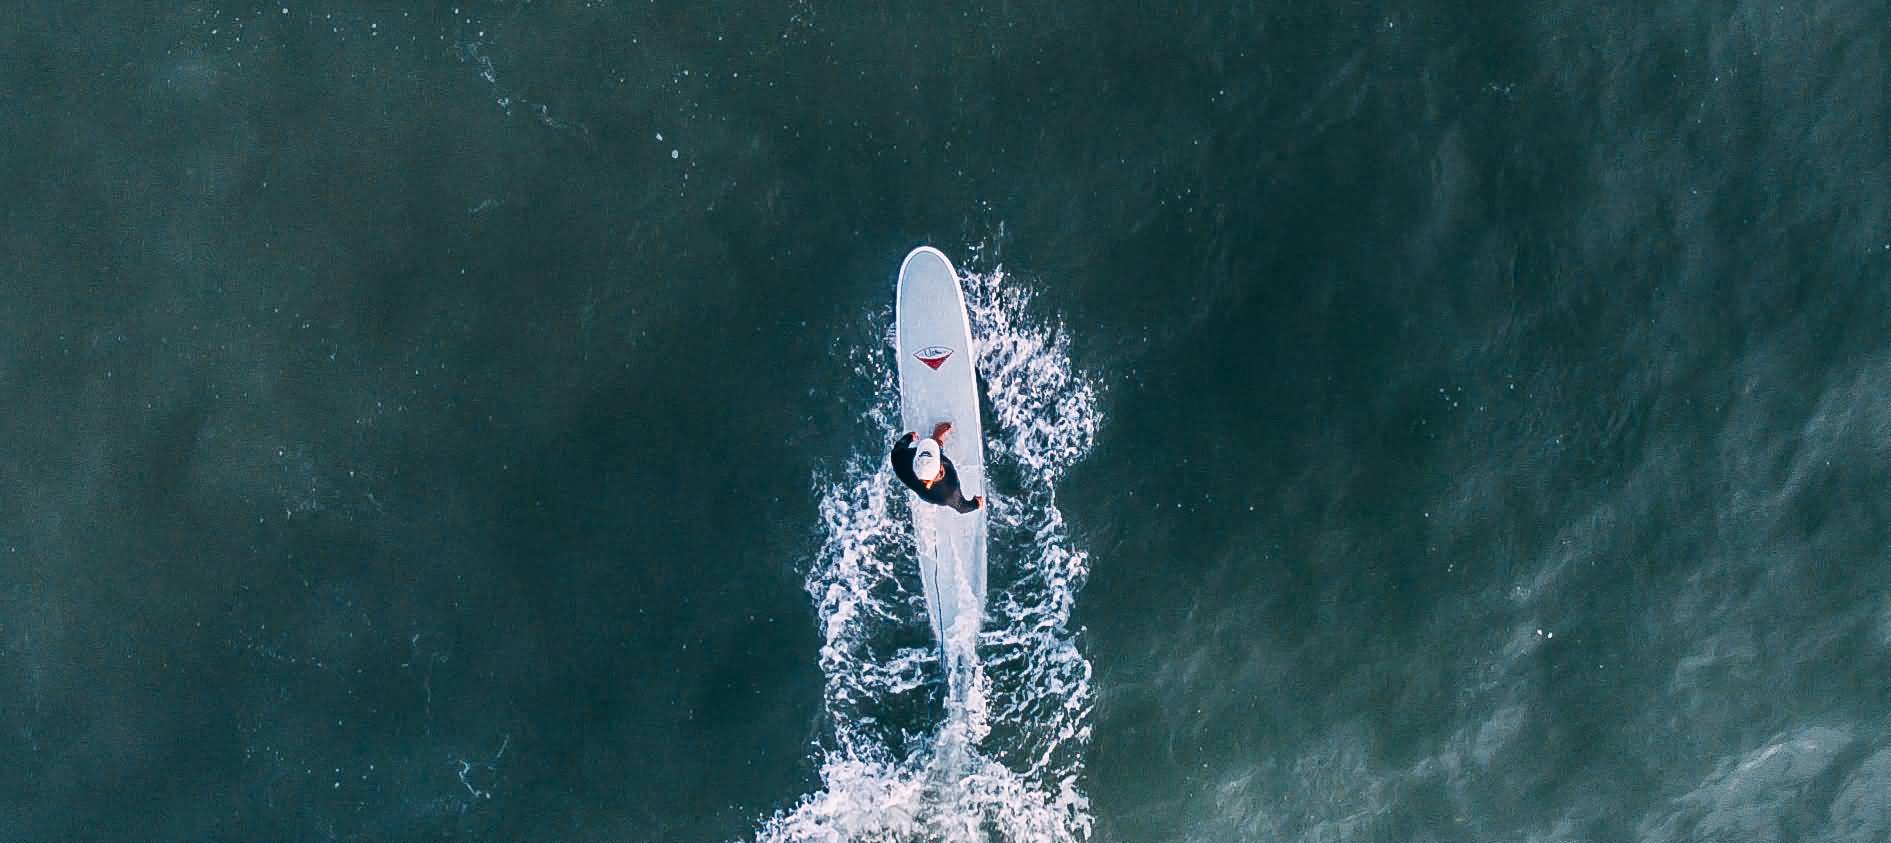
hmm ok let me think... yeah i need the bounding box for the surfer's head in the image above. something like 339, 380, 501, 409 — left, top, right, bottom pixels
914, 439, 943, 487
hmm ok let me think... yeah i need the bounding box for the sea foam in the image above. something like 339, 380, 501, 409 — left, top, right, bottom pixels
755, 264, 1100, 843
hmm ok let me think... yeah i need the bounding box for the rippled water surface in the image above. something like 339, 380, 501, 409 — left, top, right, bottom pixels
2, 2, 1886, 842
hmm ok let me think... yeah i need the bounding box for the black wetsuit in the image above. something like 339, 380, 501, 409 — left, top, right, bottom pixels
890, 434, 981, 513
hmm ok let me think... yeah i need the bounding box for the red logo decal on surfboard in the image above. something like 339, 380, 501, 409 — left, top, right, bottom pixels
915, 346, 953, 370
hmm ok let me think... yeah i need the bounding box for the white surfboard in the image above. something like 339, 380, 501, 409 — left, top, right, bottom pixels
895, 246, 987, 661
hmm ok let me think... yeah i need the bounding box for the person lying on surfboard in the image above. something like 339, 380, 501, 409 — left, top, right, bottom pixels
890, 422, 985, 513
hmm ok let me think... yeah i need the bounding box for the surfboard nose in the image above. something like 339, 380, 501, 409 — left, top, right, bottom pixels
900, 246, 952, 278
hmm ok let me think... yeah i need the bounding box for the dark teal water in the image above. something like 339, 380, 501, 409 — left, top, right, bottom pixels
3, 2, 1888, 841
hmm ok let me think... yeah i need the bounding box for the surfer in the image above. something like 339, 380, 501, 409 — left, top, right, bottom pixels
890, 422, 985, 513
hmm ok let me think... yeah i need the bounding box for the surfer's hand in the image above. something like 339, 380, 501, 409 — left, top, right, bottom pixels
932, 421, 953, 442
974, 496, 985, 509
903, 431, 917, 441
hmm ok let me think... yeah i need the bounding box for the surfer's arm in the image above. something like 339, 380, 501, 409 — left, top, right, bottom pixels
938, 465, 982, 513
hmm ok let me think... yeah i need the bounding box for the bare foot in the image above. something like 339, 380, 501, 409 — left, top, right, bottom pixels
974, 495, 985, 509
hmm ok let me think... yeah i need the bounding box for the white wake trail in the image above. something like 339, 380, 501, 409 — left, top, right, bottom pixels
755, 265, 1100, 843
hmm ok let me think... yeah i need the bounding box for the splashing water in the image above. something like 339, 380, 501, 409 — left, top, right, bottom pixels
755, 265, 1100, 843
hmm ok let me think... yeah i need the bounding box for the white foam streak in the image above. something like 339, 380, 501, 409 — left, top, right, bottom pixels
967, 269, 1100, 481
756, 265, 1099, 843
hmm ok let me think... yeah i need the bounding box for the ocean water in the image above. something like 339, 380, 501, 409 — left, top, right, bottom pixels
2, 2, 1887, 842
